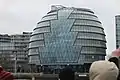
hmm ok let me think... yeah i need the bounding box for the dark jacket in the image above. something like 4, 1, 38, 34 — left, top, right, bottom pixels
59, 66, 75, 80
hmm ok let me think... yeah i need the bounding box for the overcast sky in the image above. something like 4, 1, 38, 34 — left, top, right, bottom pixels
0, 0, 120, 55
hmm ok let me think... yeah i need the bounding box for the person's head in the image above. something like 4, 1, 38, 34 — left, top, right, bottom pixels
59, 66, 75, 80
111, 48, 120, 57
89, 60, 119, 80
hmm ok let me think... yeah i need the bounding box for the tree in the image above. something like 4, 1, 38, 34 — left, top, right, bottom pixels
0, 53, 12, 71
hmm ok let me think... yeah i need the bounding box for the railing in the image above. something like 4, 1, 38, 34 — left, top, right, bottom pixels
12, 73, 89, 80
13, 73, 58, 80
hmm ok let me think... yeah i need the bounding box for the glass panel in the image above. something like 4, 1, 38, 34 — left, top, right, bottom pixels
37, 21, 50, 28
81, 46, 106, 54
74, 20, 102, 27
77, 32, 105, 40
71, 25, 103, 34
72, 10, 94, 15
69, 13, 98, 21
29, 56, 40, 64
29, 40, 44, 48
30, 34, 44, 41
75, 39, 106, 47
41, 15, 57, 21
0, 43, 14, 50
29, 48, 38, 55
33, 27, 50, 35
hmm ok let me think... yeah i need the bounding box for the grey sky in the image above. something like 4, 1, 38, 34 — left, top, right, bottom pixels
0, 0, 120, 55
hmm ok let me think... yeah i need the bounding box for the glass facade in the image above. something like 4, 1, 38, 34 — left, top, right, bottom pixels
116, 15, 120, 48
0, 32, 32, 72
29, 5, 106, 73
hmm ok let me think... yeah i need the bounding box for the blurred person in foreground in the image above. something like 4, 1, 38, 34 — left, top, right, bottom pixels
108, 48, 120, 68
0, 66, 14, 80
89, 60, 119, 80
59, 66, 75, 80
108, 48, 120, 80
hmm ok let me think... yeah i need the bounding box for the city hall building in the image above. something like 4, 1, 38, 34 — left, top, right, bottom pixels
29, 5, 106, 73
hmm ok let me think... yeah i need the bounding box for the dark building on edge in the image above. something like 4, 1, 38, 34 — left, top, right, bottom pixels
116, 15, 120, 49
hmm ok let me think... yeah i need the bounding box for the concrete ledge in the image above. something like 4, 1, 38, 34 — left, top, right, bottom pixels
12, 73, 58, 79
12, 73, 89, 80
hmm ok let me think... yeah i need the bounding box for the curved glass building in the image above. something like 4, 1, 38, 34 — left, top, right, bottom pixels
29, 5, 106, 73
